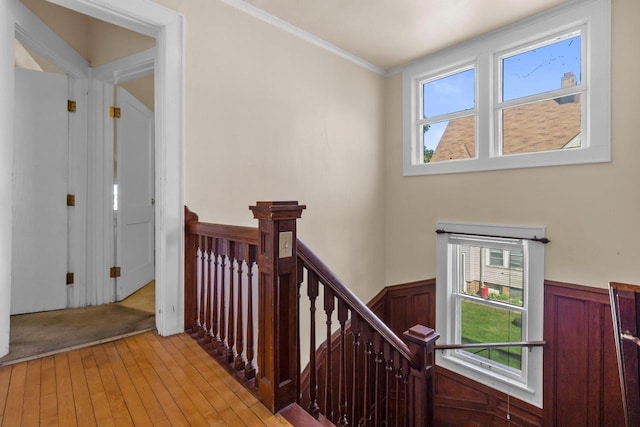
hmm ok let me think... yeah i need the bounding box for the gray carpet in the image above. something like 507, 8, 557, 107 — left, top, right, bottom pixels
0, 303, 155, 364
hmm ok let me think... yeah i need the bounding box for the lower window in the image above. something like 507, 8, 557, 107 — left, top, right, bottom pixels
436, 222, 545, 407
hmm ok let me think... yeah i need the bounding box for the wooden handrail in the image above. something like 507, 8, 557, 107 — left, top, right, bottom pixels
297, 238, 416, 366
435, 340, 546, 350
187, 221, 259, 245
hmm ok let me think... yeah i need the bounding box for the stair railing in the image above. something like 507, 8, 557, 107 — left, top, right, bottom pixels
185, 202, 439, 426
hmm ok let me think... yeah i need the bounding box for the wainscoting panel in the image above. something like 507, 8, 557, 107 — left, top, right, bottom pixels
543, 281, 624, 426
301, 279, 626, 426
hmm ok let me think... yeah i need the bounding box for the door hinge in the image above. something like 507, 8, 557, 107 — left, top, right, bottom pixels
110, 266, 121, 278
110, 106, 121, 118
67, 194, 75, 206
67, 100, 76, 113
66, 272, 74, 285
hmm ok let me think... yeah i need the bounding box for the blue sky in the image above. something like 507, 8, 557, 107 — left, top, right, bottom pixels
422, 35, 581, 153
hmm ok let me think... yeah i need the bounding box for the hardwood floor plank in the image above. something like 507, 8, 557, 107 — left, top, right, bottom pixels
0, 331, 293, 427
110, 340, 170, 426
55, 352, 79, 426
3, 362, 27, 426
40, 356, 58, 427
102, 342, 155, 427
124, 335, 191, 426
131, 333, 212, 425
67, 349, 97, 427
154, 335, 252, 425
21, 359, 41, 427
92, 345, 135, 427
171, 334, 286, 426
0, 365, 13, 421
80, 347, 115, 427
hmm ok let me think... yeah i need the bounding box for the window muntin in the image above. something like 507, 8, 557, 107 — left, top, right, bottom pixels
436, 222, 545, 407
419, 67, 476, 164
402, 0, 610, 176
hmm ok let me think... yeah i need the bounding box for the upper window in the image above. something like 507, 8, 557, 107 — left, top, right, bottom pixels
402, 0, 611, 175
436, 222, 545, 407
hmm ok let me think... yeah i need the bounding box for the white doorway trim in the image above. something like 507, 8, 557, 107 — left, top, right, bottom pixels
49, 0, 186, 337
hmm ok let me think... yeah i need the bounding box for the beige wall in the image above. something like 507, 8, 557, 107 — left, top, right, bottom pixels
156, 0, 387, 300
384, 0, 640, 289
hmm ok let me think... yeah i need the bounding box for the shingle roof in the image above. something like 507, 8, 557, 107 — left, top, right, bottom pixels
430, 97, 581, 162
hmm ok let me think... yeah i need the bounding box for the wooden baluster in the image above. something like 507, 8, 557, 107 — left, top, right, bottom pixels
244, 244, 257, 379
394, 352, 401, 426
227, 241, 236, 364
351, 315, 361, 426
385, 343, 393, 427
218, 241, 227, 356
402, 359, 410, 427
211, 238, 221, 344
324, 285, 335, 422
307, 268, 320, 418
235, 243, 246, 371
198, 234, 207, 338
362, 325, 373, 426
337, 299, 349, 427
374, 335, 382, 427
204, 236, 213, 344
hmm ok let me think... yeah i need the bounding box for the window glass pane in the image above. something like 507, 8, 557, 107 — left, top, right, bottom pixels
502, 35, 581, 102
502, 96, 581, 155
510, 251, 523, 269
489, 249, 504, 266
423, 117, 475, 163
422, 68, 475, 118
459, 244, 524, 307
460, 300, 523, 370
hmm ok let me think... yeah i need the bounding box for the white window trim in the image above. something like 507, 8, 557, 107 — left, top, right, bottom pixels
402, 0, 611, 176
436, 221, 545, 408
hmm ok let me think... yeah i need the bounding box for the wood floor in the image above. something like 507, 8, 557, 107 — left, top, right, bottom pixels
0, 331, 292, 426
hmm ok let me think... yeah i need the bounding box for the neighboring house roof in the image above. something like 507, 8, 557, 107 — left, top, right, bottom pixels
431, 97, 581, 162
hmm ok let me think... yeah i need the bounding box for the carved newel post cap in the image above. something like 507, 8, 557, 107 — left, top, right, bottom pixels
403, 324, 440, 346
249, 201, 306, 220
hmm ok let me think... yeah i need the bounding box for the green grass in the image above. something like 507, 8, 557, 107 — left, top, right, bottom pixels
460, 299, 523, 369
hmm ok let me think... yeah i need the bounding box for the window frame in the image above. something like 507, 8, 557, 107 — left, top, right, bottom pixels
436, 221, 545, 408
402, 0, 611, 176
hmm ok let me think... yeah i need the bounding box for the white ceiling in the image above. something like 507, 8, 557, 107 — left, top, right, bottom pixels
238, 0, 574, 71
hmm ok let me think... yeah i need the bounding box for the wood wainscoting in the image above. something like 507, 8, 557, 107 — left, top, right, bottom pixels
305, 278, 625, 426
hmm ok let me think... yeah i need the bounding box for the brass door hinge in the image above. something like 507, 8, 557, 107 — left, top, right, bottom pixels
67, 194, 75, 206
67, 100, 76, 113
110, 106, 121, 118
110, 266, 121, 278
66, 272, 74, 285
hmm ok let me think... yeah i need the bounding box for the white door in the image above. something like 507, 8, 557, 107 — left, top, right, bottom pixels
115, 86, 155, 301
11, 69, 69, 314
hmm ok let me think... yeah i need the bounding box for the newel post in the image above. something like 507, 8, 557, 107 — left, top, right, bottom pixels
403, 324, 440, 427
184, 206, 199, 333
249, 201, 306, 413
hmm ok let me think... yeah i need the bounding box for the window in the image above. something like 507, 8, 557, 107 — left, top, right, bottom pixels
402, 0, 610, 175
436, 222, 545, 407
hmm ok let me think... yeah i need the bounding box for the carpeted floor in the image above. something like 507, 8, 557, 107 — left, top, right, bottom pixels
0, 282, 155, 365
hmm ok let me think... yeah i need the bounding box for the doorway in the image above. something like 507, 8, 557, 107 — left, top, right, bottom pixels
0, 0, 184, 359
